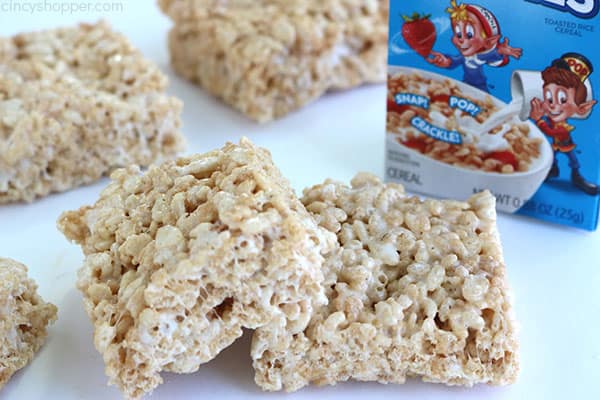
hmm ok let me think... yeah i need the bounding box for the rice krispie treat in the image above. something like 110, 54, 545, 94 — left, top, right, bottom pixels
0, 21, 184, 203
159, 0, 388, 122
252, 173, 519, 391
57, 138, 336, 399
0, 258, 58, 389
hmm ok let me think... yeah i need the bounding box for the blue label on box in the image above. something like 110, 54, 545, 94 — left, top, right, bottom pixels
386, 0, 600, 230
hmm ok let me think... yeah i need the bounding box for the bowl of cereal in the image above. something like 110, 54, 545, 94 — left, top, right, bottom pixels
386, 67, 553, 213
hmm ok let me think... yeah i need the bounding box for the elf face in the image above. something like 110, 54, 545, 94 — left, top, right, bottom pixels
451, 13, 489, 56
541, 83, 580, 123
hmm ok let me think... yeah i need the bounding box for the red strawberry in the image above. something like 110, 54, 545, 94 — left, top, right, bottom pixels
402, 138, 428, 153
430, 94, 450, 104
485, 151, 519, 170
387, 99, 411, 115
402, 13, 437, 58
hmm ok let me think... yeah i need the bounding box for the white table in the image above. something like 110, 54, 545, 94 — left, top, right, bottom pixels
1, 4, 599, 400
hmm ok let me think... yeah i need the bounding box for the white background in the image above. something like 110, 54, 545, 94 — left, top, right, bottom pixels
1, 2, 599, 399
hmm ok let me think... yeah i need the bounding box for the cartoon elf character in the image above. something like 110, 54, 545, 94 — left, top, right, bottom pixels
427, 1, 522, 93
529, 53, 599, 196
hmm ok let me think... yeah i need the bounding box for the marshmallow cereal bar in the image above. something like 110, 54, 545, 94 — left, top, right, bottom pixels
57, 138, 335, 399
159, 0, 388, 122
0, 258, 57, 389
0, 21, 184, 203
252, 173, 519, 391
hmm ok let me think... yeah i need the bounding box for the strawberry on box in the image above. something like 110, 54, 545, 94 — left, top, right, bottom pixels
402, 12, 437, 58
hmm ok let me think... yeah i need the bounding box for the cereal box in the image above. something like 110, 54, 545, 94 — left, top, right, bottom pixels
386, 0, 600, 230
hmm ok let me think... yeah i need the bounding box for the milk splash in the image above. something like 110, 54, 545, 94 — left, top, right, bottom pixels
477, 100, 522, 136
453, 99, 523, 152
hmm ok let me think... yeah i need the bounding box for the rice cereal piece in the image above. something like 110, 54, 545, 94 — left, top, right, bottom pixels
57, 138, 336, 399
0, 21, 184, 204
159, 0, 388, 122
0, 258, 58, 389
252, 173, 519, 391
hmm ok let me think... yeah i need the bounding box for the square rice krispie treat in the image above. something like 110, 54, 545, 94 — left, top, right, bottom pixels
0, 21, 184, 203
159, 0, 388, 122
0, 258, 58, 389
252, 173, 519, 391
57, 138, 336, 399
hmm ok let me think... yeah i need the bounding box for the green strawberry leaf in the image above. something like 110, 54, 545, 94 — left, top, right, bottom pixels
401, 12, 431, 22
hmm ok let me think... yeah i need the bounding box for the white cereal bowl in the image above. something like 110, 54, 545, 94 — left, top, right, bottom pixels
386, 66, 553, 213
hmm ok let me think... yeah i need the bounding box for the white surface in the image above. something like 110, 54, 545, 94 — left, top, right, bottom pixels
1, 3, 599, 400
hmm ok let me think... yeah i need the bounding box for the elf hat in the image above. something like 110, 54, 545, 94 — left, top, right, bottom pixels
465, 4, 501, 38
552, 52, 594, 83
551, 52, 595, 106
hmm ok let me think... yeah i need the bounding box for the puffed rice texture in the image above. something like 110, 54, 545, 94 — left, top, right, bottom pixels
57, 137, 336, 399
0, 258, 57, 389
159, 0, 388, 122
252, 173, 519, 391
0, 21, 184, 203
